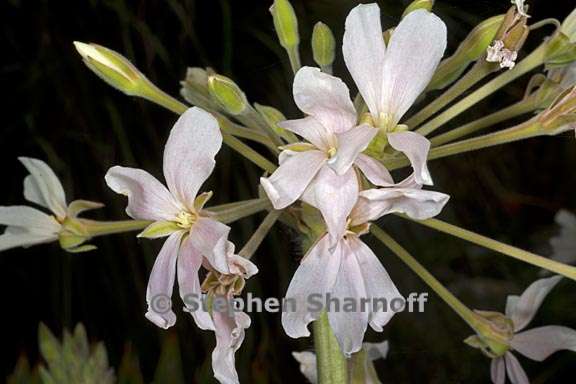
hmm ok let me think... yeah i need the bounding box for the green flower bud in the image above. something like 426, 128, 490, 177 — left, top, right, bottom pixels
402, 0, 434, 18
311, 22, 335, 69
208, 74, 248, 115
270, 0, 299, 49
74, 42, 149, 96
561, 8, 576, 42
254, 103, 297, 142
428, 15, 504, 90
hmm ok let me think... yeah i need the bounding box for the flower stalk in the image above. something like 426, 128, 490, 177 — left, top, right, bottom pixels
415, 42, 549, 136
238, 209, 282, 259
371, 226, 510, 355
403, 217, 576, 281
313, 312, 348, 384
210, 198, 272, 224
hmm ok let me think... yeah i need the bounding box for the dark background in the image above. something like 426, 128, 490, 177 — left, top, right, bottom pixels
2, 0, 576, 382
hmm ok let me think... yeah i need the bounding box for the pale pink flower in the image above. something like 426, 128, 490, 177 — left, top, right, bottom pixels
488, 276, 576, 384
282, 171, 448, 355
105, 107, 255, 384
0, 158, 103, 252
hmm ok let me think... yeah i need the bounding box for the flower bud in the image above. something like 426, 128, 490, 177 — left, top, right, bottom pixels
402, 0, 434, 18
270, 0, 299, 49
73, 42, 149, 96
561, 8, 576, 41
428, 15, 504, 90
254, 103, 296, 141
208, 74, 248, 115
311, 22, 335, 69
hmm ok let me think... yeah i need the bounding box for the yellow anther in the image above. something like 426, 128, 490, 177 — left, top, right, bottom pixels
327, 147, 337, 159
175, 211, 197, 229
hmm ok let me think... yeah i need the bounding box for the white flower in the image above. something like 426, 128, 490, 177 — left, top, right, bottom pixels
489, 276, 576, 384
343, 4, 447, 129
292, 340, 389, 383
0, 158, 102, 252
105, 106, 254, 384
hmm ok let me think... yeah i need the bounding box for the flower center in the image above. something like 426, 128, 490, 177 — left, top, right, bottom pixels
175, 210, 198, 229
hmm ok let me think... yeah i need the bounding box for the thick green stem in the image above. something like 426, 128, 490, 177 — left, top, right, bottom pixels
430, 99, 536, 146
404, 217, 576, 281
313, 312, 348, 384
415, 43, 548, 137
370, 226, 485, 332
384, 121, 541, 170
406, 63, 495, 129
211, 198, 272, 224
81, 219, 151, 237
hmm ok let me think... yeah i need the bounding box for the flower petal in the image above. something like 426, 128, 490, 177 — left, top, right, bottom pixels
327, 240, 369, 356
330, 124, 378, 175
19, 157, 67, 219
0, 206, 61, 234
491, 357, 506, 384
380, 10, 447, 123
278, 117, 335, 151
354, 154, 395, 187
145, 231, 184, 329
351, 188, 449, 224
292, 67, 357, 134
343, 3, 386, 117
177, 235, 214, 331
228, 254, 259, 279
212, 308, 250, 384
105, 166, 182, 221
364, 340, 389, 361
282, 235, 342, 339
504, 352, 529, 384
511, 325, 576, 362
163, 107, 222, 208
388, 131, 433, 186
188, 217, 231, 274
349, 237, 401, 332
550, 210, 576, 264
0, 229, 58, 252
292, 351, 318, 383
312, 167, 359, 242
260, 150, 326, 209
508, 275, 563, 332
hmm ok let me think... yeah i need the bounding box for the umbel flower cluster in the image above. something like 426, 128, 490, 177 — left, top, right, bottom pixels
3, 0, 576, 383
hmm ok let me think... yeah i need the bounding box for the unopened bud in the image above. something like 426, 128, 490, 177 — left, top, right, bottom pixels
73, 42, 150, 96
402, 0, 434, 18
208, 74, 248, 115
429, 15, 504, 90
270, 0, 299, 49
311, 22, 335, 69
254, 103, 297, 142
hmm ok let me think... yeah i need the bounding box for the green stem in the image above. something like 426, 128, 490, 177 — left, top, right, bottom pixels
139, 83, 277, 173
242, 106, 285, 147
384, 121, 541, 170
370, 226, 485, 332
314, 312, 348, 384
219, 118, 278, 150
211, 198, 272, 224
430, 99, 537, 146
81, 219, 151, 237
222, 134, 277, 173
405, 62, 495, 129
287, 45, 302, 74
238, 209, 282, 259
415, 43, 548, 136
403, 217, 576, 281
